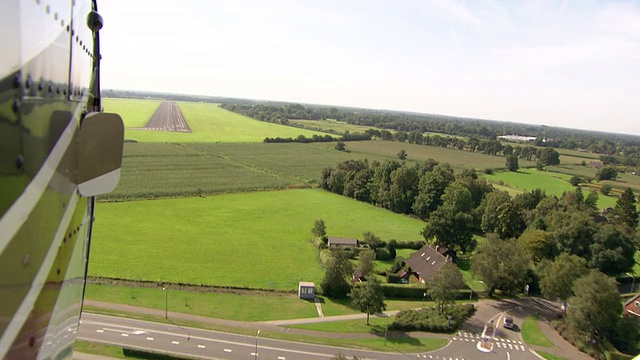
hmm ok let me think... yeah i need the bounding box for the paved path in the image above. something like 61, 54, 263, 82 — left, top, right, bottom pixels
82, 298, 594, 359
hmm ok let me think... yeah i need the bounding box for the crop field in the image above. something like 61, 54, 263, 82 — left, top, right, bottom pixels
345, 141, 537, 170
104, 99, 325, 142
90, 189, 426, 290
103, 98, 162, 128
483, 169, 618, 209
288, 119, 389, 134
103, 141, 529, 200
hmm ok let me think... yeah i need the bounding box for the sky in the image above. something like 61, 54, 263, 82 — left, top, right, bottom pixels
99, 0, 640, 136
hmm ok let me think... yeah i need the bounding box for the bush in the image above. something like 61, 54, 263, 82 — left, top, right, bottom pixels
380, 284, 426, 298
394, 241, 425, 250
375, 247, 391, 261
483, 168, 494, 175
389, 304, 476, 332
386, 273, 400, 284
319, 249, 333, 266
600, 184, 613, 196
607, 352, 634, 360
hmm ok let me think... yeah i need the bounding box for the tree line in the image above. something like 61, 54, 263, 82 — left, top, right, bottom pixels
320, 159, 639, 277
219, 101, 640, 166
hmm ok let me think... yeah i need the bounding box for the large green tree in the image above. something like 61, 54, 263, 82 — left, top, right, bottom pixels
427, 262, 465, 313
549, 210, 598, 259
321, 250, 353, 298
421, 182, 476, 253
539, 253, 588, 302
358, 249, 376, 278
506, 154, 519, 171
615, 187, 639, 229
517, 229, 557, 262
412, 163, 455, 219
350, 278, 386, 325
589, 224, 636, 275
566, 270, 622, 338
312, 219, 326, 239
388, 164, 420, 214
471, 235, 530, 296
480, 191, 525, 239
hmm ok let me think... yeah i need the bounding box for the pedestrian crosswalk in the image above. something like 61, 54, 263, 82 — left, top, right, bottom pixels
453, 332, 527, 352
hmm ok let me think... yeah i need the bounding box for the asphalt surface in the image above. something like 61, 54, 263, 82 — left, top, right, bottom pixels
145, 101, 191, 132
77, 313, 542, 360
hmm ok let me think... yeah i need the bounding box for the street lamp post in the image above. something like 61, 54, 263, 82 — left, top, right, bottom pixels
254, 330, 260, 359
627, 273, 636, 293
162, 287, 167, 319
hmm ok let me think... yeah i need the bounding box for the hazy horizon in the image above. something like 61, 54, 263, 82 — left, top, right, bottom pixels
99, 1, 640, 136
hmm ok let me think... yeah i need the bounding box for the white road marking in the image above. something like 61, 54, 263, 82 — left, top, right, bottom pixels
121, 333, 128, 337
250, 352, 258, 357
96, 330, 104, 333
172, 341, 179, 345
224, 349, 232, 352
146, 337, 154, 341
197, 345, 206, 349
278, 357, 286, 360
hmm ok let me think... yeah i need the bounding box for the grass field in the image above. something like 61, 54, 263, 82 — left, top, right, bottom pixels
101, 141, 530, 200
484, 168, 618, 209
521, 316, 554, 347
91, 189, 426, 290
103, 98, 162, 128
105, 99, 326, 142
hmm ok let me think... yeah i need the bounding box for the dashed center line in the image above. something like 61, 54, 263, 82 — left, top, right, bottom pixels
96, 330, 104, 333
224, 349, 232, 352
146, 337, 154, 341
197, 345, 206, 349
278, 357, 286, 360
171, 341, 180, 345
121, 333, 128, 337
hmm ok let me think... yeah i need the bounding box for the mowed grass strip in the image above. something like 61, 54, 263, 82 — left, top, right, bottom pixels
112, 101, 326, 142
521, 316, 554, 347
90, 189, 426, 290
102, 98, 161, 128
286, 316, 395, 333
84, 283, 318, 321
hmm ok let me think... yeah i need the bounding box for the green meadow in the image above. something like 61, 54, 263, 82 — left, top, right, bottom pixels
90, 189, 426, 290
483, 168, 618, 209
104, 99, 325, 142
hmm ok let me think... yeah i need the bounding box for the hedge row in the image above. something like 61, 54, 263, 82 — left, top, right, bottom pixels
390, 304, 476, 332
380, 284, 477, 300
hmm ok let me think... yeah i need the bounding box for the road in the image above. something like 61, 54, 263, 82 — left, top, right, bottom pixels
77, 313, 542, 360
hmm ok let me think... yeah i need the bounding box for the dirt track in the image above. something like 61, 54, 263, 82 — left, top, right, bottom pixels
144, 101, 191, 132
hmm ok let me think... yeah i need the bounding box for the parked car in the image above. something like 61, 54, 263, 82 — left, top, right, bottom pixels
503, 316, 514, 329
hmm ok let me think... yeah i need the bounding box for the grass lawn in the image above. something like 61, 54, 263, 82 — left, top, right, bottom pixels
102, 98, 161, 128
108, 100, 326, 142
456, 257, 486, 292
84, 283, 318, 321
74, 341, 126, 359
91, 189, 426, 290
286, 316, 395, 333
536, 351, 570, 360
318, 296, 430, 317
521, 316, 554, 347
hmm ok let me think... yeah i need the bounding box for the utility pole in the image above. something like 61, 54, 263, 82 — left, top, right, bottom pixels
254, 330, 260, 359
162, 287, 167, 319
